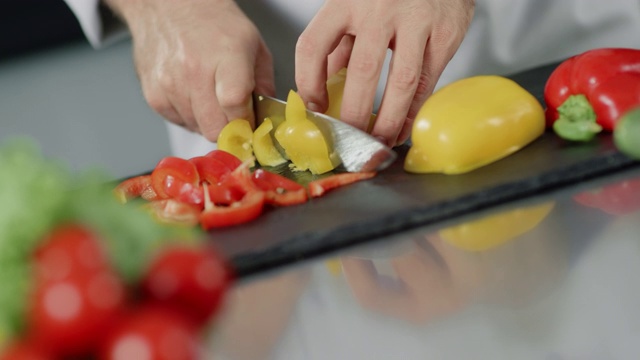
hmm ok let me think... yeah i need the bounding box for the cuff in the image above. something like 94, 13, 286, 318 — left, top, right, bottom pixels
63, 0, 128, 48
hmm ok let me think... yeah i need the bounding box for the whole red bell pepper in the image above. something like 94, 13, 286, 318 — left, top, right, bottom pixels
544, 47, 640, 141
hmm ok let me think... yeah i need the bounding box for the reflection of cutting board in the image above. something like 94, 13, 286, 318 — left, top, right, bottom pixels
209, 62, 640, 278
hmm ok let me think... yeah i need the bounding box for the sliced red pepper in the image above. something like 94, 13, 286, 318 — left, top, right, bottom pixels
113, 175, 159, 203
199, 162, 266, 229
251, 169, 308, 206
204, 150, 243, 170
189, 156, 234, 185
151, 157, 202, 205
143, 199, 201, 226
544, 48, 640, 141
573, 178, 640, 216
205, 182, 244, 205
308, 172, 376, 198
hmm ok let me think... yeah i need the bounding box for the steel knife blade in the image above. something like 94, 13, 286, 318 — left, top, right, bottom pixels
253, 93, 397, 173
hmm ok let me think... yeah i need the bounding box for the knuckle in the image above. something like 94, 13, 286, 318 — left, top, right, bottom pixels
351, 57, 382, 81
414, 71, 433, 99
295, 33, 317, 59
157, 72, 175, 92
218, 86, 252, 110
391, 66, 420, 91
143, 90, 168, 113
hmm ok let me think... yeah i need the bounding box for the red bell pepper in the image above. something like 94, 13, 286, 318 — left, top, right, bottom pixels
150, 157, 201, 202
251, 169, 308, 206
573, 177, 640, 216
544, 47, 640, 141
204, 150, 243, 170
308, 172, 376, 198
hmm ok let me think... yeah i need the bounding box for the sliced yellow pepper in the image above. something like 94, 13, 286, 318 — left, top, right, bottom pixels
218, 118, 255, 167
252, 117, 287, 167
325, 68, 376, 132
440, 202, 555, 252
275, 90, 336, 174
404, 76, 545, 174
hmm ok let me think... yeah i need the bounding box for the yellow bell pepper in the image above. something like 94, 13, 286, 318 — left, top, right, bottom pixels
217, 118, 255, 167
440, 202, 555, 251
275, 90, 336, 174
404, 75, 545, 174
325, 68, 376, 132
252, 117, 288, 167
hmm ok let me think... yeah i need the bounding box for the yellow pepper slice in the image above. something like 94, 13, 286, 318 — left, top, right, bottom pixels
404, 75, 545, 174
218, 118, 255, 167
440, 202, 555, 252
325, 68, 376, 132
275, 90, 336, 174
252, 117, 287, 167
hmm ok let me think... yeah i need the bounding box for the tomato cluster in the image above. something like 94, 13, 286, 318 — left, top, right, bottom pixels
1, 224, 231, 360
115, 150, 376, 230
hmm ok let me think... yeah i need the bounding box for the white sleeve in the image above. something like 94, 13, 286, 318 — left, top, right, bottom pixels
63, 0, 128, 48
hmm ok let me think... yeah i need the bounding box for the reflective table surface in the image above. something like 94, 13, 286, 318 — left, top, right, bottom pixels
208, 167, 640, 360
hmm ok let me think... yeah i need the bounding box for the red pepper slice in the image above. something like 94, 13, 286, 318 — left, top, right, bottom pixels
189, 156, 234, 185
151, 157, 202, 205
573, 178, 640, 216
113, 175, 159, 203
308, 172, 376, 198
200, 163, 265, 229
204, 150, 243, 170
544, 48, 640, 141
251, 169, 308, 206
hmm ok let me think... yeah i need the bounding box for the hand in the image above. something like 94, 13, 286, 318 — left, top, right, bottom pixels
105, 0, 275, 141
295, 0, 474, 146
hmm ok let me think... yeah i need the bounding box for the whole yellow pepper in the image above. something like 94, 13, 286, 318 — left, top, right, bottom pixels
404, 76, 545, 174
440, 202, 555, 251
275, 90, 336, 174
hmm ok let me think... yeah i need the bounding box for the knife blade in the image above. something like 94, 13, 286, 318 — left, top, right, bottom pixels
253, 93, 397, 173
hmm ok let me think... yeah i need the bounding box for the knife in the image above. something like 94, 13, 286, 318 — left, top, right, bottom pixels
252, 93, 397, 173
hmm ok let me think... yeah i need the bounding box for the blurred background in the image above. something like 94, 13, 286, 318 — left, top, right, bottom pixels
0, 1, 171, 179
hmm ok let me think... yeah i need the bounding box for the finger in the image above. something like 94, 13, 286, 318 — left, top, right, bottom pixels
191, 68, 228, 142
340, 28, 391, 132
215, 54, 256, 128
254, 40, 276, 97
141, 81, 193, 130
295, 4, 348, 112
327, 35, 355, 78
371, 29, 427, 146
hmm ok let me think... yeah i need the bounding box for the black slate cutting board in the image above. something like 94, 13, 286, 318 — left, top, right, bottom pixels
208, 62, 640, 278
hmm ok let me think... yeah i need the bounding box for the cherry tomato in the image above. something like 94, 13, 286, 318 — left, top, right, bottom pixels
0, 339, 53, 360
113, 175, 159, 204
100, 305, 200, 360
151, 157, 201, 202
251, 169, 308, 206
28, 270, 126, 357
307, 172, 376, 198
141, 246, 231, 327
33, 224, 108, 283
203, 150, 242, 170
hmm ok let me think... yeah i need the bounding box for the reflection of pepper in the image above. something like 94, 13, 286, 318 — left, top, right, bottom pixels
574, 178, 640, 216
544, 48, 640, 141
404, 76, 545, 175
275, 90, 336, 175
440, 202, 555, 251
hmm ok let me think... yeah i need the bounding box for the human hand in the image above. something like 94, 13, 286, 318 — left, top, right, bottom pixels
295, 0, 474, 146
105, 0, 275, 141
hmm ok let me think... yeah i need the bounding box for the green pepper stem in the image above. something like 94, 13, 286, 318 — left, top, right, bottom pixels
553, 94, 602, 142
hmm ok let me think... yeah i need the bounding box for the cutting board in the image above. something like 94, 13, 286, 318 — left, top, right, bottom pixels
207, 62, 640, 277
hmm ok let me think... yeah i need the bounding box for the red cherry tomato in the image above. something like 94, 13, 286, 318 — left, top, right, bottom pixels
142, 246, 231, 327
204, 150, 243, 170
100, 305, 200, 360
151, 157, 201, 203
28, 270, 126, 357
33, 224, 109, 283
0, 339, 53, 360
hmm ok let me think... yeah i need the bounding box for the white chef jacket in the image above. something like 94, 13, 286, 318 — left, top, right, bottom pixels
64, 0, 640, 159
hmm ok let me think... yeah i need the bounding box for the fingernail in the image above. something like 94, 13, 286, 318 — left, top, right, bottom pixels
307, 102, 322, 112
